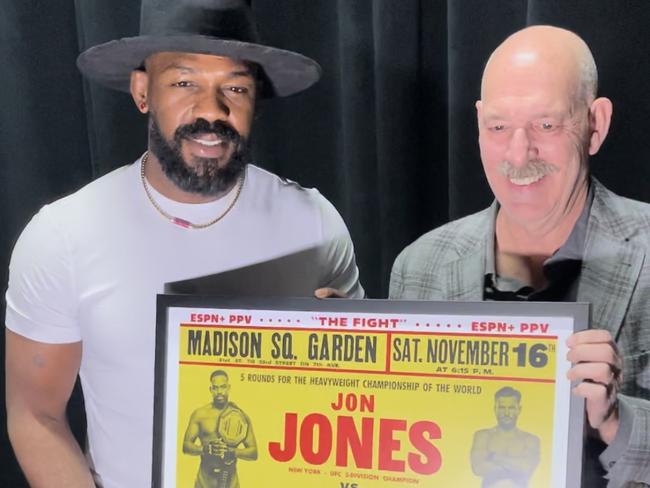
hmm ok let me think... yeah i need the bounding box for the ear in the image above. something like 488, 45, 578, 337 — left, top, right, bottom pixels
475, 100, 483, 127
587, 97, 613, 156
130, 69, 150, 114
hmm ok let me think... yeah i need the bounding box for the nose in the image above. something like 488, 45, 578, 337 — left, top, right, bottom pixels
505, 127, 537, 166
193, 90, 230, 122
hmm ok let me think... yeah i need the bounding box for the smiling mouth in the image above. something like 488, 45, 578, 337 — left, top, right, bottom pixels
508, 174, 546, 186
189, 136, 227, 147
184, 134, 233, 160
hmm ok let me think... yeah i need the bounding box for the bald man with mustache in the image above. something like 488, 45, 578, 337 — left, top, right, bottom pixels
391, 25, 650, 487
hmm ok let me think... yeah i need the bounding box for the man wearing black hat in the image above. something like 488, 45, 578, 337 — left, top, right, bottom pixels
4, 1, 362, 487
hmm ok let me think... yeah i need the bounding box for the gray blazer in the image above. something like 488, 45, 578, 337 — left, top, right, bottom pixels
390, 179, 650, 488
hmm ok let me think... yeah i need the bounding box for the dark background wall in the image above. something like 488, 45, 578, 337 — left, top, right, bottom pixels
1, 1, 649, 485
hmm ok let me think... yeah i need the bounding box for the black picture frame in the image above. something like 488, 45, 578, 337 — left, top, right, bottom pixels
153, 295, 588, 488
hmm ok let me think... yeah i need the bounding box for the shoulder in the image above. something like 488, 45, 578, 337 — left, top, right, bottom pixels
8, 164, 120, 290
10, 162, 142, 271
28, 163, 136, 230
242, 165, 361, 295
472, 427, 492, 437
5, 163, 137, 342
10, 164, 135, 259
389, 206, 492, 299
245, 164, 351, 239
518, 429, 540, 443
591, 179, 650, 244
471, 427, 494, 442
245, 165, 328, 208
393, 207, 492, 272
190, 403, 216, 420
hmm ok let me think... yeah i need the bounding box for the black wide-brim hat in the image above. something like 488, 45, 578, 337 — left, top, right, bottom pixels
77, 0, 321, 98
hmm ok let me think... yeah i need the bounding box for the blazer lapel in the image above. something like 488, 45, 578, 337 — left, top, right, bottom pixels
444, 248, 485, 301
577, 181, 646, 337
441, 203, 496, 302
578, 234, 644, 336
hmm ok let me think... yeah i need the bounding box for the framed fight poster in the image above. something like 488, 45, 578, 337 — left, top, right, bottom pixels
153, 295, 588, 488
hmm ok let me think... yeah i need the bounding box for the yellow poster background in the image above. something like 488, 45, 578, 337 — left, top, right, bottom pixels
174, 326, 557, 487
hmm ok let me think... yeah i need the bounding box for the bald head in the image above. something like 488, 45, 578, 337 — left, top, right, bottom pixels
475, 25, 613, 235
481, 25, 597, 107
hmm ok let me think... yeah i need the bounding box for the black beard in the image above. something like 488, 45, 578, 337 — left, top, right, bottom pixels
213, 397, 228, 409
148, 116, 251, 196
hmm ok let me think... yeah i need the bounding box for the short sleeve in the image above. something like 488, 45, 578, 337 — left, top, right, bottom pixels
5, 206, 81, 343
314, 193, 364, 298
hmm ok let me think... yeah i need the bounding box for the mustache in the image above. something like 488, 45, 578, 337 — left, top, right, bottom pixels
498, 159, 557, 179
174, 118, 241, 145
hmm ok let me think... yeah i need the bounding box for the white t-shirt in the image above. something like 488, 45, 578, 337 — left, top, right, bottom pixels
5, 158, 363, 488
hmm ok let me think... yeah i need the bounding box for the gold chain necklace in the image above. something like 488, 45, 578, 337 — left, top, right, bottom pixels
140, 152, 244, 229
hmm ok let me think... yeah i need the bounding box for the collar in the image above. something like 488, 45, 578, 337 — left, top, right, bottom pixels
484, 184, 594, 277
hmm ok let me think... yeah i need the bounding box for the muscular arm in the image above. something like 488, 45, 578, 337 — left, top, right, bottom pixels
471, 430, 508, 478
490, 435, 540, 475
182, 411, 203, 456
5, 329, 95, 488
471, 431, 539, 481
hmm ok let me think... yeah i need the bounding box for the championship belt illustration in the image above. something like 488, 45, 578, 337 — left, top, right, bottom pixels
205, 407, 249, 488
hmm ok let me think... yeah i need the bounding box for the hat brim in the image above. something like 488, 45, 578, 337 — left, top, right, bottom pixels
76, 35, 322, 98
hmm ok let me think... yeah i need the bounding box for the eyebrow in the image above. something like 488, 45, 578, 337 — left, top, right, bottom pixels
227, 69, 254, 80
159, 64, 254, 81
160, 63, 195, 74
482, 111, 565, 120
